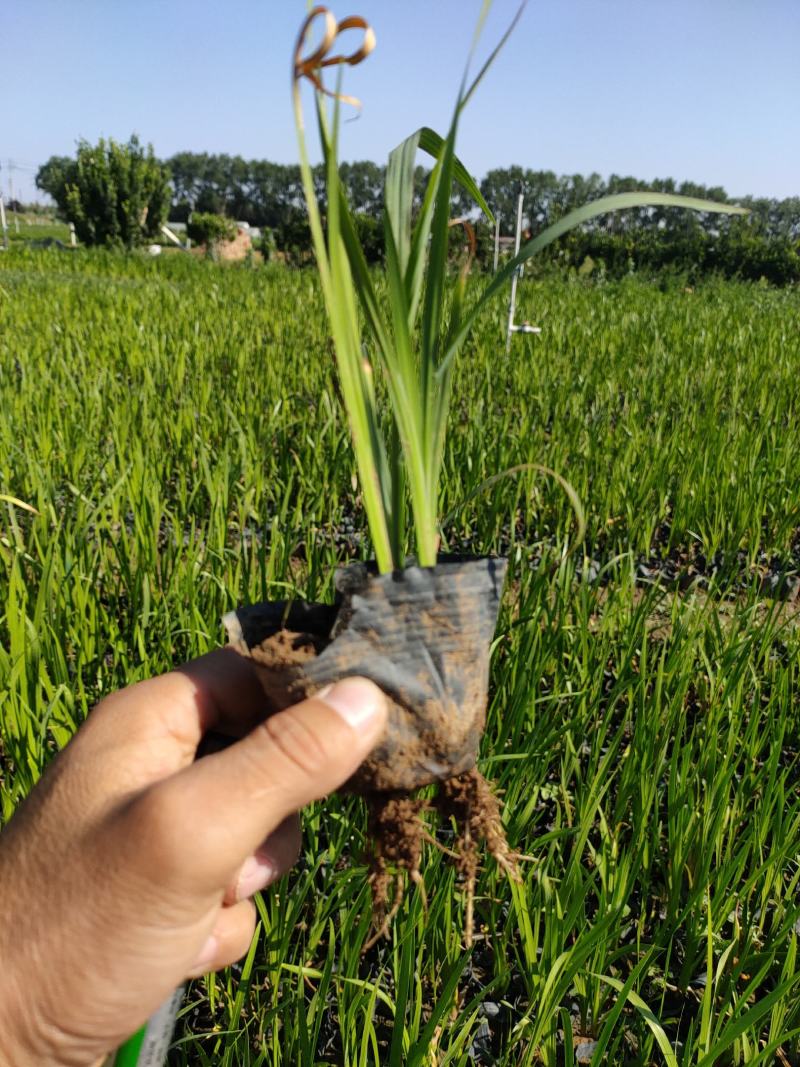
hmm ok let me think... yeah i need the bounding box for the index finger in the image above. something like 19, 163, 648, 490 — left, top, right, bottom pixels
177, 646, 283, 739
81, 648, 279, 787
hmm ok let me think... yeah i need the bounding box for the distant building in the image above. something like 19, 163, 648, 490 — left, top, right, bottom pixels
217, 226, 253, 261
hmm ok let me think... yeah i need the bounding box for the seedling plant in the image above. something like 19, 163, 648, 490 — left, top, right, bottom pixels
292, 3, 746, 574
288, 1, 748, 942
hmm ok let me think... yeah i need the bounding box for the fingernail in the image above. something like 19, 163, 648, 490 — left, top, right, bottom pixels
190, 934, 218, 973
317, 678, 385, 731
236, 852, 276, 900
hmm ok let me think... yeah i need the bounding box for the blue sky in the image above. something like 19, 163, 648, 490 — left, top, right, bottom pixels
3, 0, 798, 204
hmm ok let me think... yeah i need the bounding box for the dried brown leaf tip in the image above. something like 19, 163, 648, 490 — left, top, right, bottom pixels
293, 6, 375, 109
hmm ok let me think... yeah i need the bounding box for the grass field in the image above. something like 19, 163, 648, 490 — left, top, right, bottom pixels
5, 213, 72, 245
2, 247, 800, 1064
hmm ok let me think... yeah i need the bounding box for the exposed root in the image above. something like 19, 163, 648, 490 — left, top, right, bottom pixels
418, 826, 460, 859
364, 792, 427, 951
362, 873, 404, 952
437, 767, 522, 880
364, 768, 521, 949
436, 767, 521, 946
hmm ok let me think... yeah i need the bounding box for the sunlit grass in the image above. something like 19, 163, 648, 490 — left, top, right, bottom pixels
2, 248, 800, 1063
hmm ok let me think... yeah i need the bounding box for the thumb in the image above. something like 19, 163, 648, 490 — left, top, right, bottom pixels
145, 677, 387, 886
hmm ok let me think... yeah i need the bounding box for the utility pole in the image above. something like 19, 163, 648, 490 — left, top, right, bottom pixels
0, 193, 8, 250
7, 161, 20, 233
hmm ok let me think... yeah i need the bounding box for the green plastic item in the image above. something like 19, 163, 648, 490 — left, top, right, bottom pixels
111, 1025, 146, 1067
111, 986, 184, 1066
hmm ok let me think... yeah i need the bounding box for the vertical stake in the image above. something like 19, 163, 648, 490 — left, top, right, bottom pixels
0, 194, 8, 250
505, 192, 524, 353
8, 163, 19, 234
504, 191, 541, 350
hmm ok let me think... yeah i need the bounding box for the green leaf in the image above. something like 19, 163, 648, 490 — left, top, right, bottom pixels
441, 462, 586, 553
404, 152, 444, 327
386, 125, 492, 332
417, 127, 493, 222
388, 934, 414, 1066
696, 976, 800, 1066
0, 493, 39, 515
590, 952, 657, 1062
305, 86, 395, 571
593, 973, 679, 1067
385, 130, 421, 278
406, 953, 472, 1067
461, 1, 528, 112
416, 118, 460, 565
514, 191, 747, 262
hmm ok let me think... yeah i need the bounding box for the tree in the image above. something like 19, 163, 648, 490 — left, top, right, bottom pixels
166, 151, 208, 221
35, 147, 800, 274
339, 160, 384, 216
249, 160, 304, 228
34, 156, 74, 207
38, 136, 171, 249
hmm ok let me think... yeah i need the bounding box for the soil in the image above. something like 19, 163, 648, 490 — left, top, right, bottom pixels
231, 593, 519, 946
226, 558, 506, 793
247, 628, 327, 710
362, 769, 521, 947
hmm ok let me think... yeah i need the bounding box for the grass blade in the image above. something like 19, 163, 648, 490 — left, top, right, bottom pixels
593, 974, 679, 1067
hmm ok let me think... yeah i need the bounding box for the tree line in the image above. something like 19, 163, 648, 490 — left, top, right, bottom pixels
35, 141, 800, 283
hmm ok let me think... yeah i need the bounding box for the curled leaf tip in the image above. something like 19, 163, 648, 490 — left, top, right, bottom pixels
293, 6, 375, 110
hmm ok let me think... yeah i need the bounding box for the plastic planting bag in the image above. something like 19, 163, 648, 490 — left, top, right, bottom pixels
223, 556, 508, 792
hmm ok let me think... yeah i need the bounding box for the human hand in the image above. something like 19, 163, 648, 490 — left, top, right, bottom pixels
0, 650, 387, 1066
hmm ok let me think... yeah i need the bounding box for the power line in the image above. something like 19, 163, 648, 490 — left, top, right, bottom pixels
3, 158, 42, 172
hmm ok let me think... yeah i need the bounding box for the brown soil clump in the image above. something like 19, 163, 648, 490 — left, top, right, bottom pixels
225, 558, 506, 792
364, 792, 428, 948
247, 628, 327, 711
436, 768, 522, 945
363, 769, 521, 949
223, 558, 514, 945
233, 623, 522, 946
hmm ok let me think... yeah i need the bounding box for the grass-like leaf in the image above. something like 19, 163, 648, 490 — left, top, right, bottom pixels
294, 8, 751, 573
594, 973, 680, 1067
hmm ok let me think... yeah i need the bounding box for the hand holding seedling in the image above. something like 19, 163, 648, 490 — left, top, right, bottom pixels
287, 4, 747, 947
0, 650, 386, 1067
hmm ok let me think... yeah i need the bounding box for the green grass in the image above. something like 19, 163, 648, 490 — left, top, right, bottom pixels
2, 247, 800, 1064
4, 214, 72, 244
